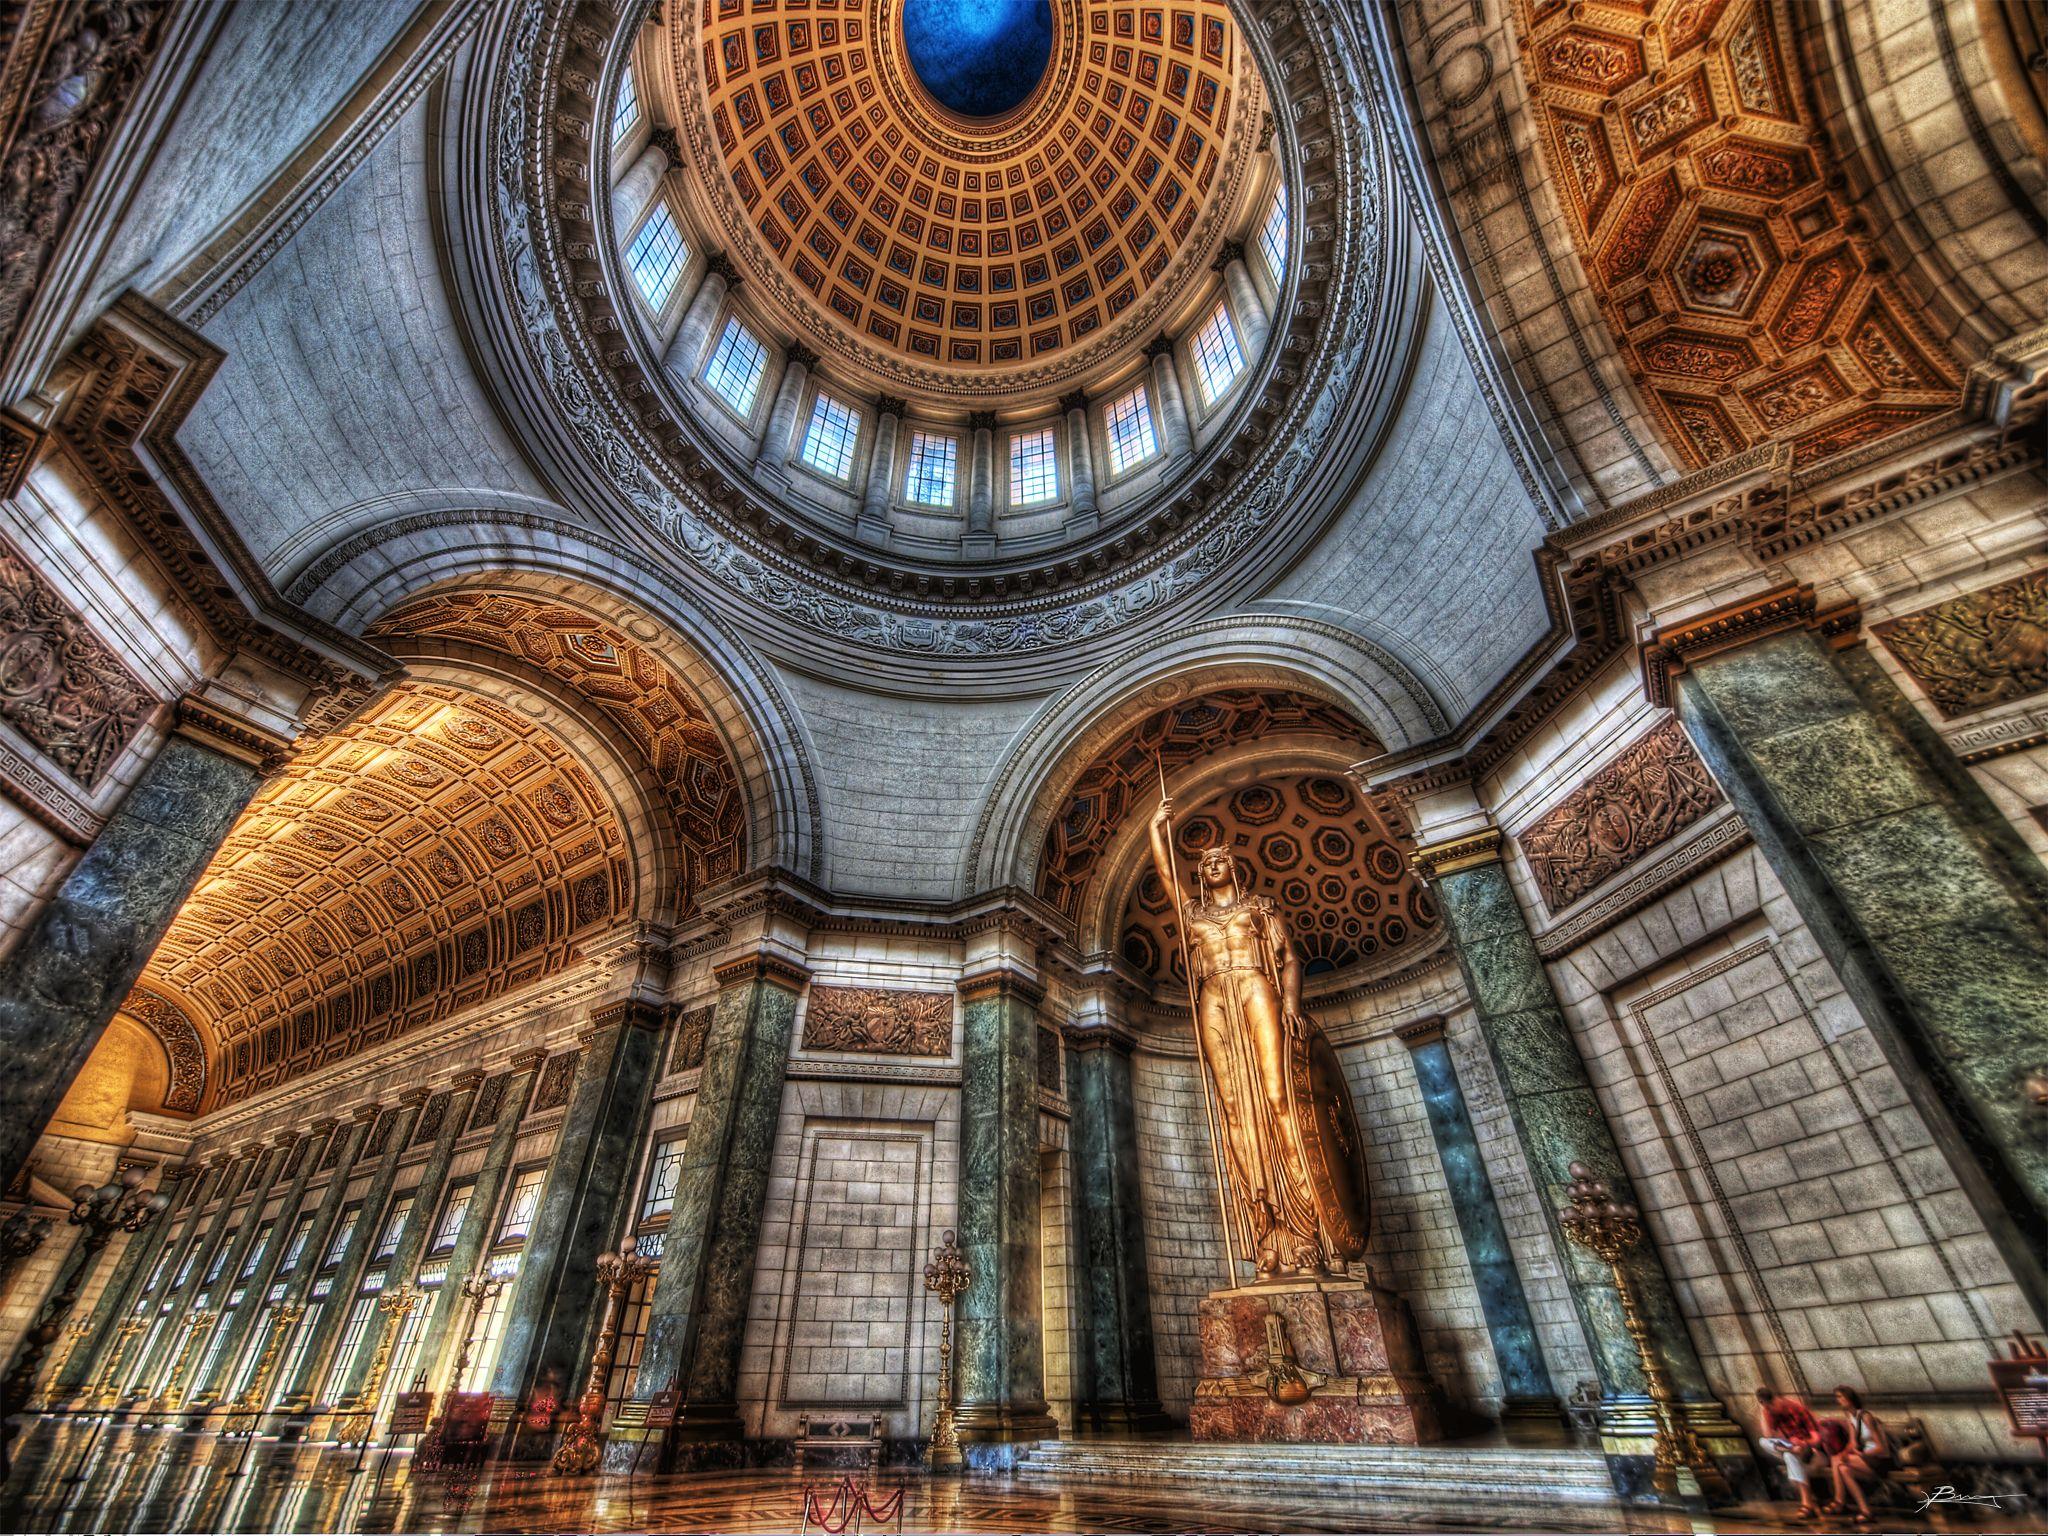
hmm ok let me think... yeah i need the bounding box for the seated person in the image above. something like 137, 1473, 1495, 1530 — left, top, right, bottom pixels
1755, 1386, 1828, 1517
1825, 1385, 1894, 1523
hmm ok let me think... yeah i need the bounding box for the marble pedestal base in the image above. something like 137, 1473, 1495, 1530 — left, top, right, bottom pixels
1191, 1277, 1442, 1445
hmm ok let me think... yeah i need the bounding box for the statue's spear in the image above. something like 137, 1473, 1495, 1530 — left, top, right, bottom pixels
1156, 753, 1252, 1276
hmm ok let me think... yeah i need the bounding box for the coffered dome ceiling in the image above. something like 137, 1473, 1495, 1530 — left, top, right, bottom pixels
672, 0, 1261, 388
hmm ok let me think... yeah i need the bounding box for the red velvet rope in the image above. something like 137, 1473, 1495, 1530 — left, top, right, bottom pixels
803, 1476, 903, 1532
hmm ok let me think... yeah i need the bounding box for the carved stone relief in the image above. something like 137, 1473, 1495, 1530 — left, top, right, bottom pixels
802, 985, 952, 1057
0, 531, 155, 787
532, 1051, 579, 1112
669, 1003, 715, 1075
117, 986, 205, 1113
1517, 718, 1723, 914
1873, 569, 2048, 719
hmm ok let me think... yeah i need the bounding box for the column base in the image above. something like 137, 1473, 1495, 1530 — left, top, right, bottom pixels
1069, 1400, 1174, 1436
954, 1402, 1059, 1443
1595, 1396, 1755, 1508
1499, 1396, 1572, 1445
1191, 1277, 1444, 1445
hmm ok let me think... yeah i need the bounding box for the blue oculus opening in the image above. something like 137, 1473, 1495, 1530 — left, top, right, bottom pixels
900, 0, 1054, 120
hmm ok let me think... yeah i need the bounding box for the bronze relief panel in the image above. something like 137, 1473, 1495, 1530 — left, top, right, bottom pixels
1874, 569, 2048, 719
801, 985, 952, 1058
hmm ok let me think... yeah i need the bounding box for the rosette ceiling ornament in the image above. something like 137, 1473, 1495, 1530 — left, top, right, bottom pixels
468, 0, 1413, 675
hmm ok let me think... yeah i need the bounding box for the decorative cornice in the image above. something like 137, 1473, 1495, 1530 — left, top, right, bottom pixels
588, 997, 667, 1033
1409, 829, 1504, 882
958, 967, 1045, 1008
711, 951, 811, 993
508, 1047, 549, 1076
171, 696, 294, 775
1640, 584, 1862, 709
1393, 1014, 1445, 1046
0, 410, 37, 498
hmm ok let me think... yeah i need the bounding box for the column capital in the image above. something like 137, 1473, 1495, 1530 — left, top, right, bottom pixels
171, 695, 294, 774
711, 951, 811, 992
1394, 1013, 1447, 1047
587, 997, 668, 1036
784, 341, 819, 371
702, 250, 741, 286
451, 1069, 488, 1093
1211, 237, 1247, 270
1641, 581, 1861, 707
270, 1129, 304, 1150
1409, 828, 1503, 882
873, 393, 906, 418
1058, 388, 1090, 416
397, 1087, 432, 1108
508, 1047, 549, 1076
958, 966, 1044, 1009
351, 1102, 384, 1124
309, 1117, 340, 1135
1142, 332, 1176, 360
966, 409, 999, 433
1062, 1019, 1137, 1056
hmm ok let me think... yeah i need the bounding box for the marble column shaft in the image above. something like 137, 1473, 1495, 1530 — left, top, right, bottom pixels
968, 421, 996, 535
55, 1166, 195, 1398
1404, 1030, 1556, 1414
757, 350, 811, 464
1428, 852, 1711, 1406
193, 1127, 336, 1401
1063, 401, 1098, 520
331, 1081, 478, 1405
0, 735, 263, 1189
665, 264, 730, 375
415, 1058, 542, 1389
1147, 342, 1192, 460
1217, 247, 1270, 357
859, 406, 901, 536
634, 959, 802, 1437
1674, 626, 2048, 1305
1065, 1030, 1165, 1432
488, 1005, 663, 1415
284, 1097, 425, 1408
954, 970, 1055, 1444
138, 1150, 269, 1392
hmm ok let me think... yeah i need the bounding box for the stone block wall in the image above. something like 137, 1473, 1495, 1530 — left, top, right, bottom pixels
1129, 1045, 1230, 1418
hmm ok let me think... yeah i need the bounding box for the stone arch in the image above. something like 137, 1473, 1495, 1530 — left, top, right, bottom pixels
965, 617, 1445, 901
114, 985, 209, 1115
281, 504, 821, 884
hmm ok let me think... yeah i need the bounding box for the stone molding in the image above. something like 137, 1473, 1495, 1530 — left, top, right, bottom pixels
1408, 829, 1504, 882
1641, 583, 1863, 708
169, 696, 293, 775
957, 967, 1045, 1008
1532, 814, 1752, 961
587, 997, 668, 1035
710, 951, 811, 993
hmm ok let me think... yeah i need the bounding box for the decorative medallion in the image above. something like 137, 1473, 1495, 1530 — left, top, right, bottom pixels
533, 1051, 580, 1112
669, 1003, 716, 1075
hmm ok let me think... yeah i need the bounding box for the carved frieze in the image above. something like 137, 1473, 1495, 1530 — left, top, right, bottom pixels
1874, 569, 2048, 719
1036, 1026, 1062, 1095
801, 986, 952, 1058
0, 531, 155, 787
1517, 718, 1723, 914
410, 1090, 450, 1147
532, 1051, 579, 1111
467, 1071, 510, 1131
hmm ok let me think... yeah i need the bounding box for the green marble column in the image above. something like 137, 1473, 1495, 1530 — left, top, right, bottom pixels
954, 969, 1056, 1460
329, 1079, 478, 1408
144, 1146, 272, 1402
54, 1163, 199, 1402
118, 1158, 234, 1394
630, 957, 803, 1464
283, 1093, 426, 1409
1671, 621, 2048, 1310
488, 1003, 663, 1440
1417, 836, 1723, 1441
0, 733, 265, 1190
263, 1107, 378, 1414
1064, 1025, 1167, 1434
414, 1054, 545, 1388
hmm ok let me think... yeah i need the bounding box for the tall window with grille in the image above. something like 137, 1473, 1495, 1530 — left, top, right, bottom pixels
626, 204, 688, 313
603, 1274, 657, 1416
1191, 300, 1247, 405
372, 1196, 414, 1262
1008, 427, 1059, 505
611, 63, 640, 143
239, 1222, 274, 1280
903, 431, 958, 506
272, 1295, 326, 1408
320, 1290, 380, 1403
323, 1206, 361, 1270
800, 391, 861, 481
703, 318, 770, 417
455, 1258, 520, 1393
1104, 383, 1160, 476
429, 1182, 475, 1257
496, 1167, 547, 1247
639, 1139, 687, 1224
1259, 185, 1288, 281
278, 1214, 316, 1276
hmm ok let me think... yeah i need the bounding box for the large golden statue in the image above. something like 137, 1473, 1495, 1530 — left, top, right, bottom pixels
1151, 795, 1370, 1278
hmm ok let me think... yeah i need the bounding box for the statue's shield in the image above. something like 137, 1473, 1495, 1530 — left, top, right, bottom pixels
1291, 1026, 1371, 1260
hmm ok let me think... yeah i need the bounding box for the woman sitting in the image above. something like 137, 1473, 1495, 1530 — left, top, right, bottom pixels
1824, 1385, 1894, 1524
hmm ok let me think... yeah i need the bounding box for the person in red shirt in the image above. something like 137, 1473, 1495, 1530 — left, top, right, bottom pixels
1756, 1387, 1829, 1517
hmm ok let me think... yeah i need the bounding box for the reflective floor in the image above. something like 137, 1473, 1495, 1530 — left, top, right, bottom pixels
1, 1420, 2041, 1535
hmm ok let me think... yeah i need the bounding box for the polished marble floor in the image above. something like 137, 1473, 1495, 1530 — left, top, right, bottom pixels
0, 1420, 2040, 1536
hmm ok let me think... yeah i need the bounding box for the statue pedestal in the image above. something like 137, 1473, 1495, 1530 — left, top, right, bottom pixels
1191, 1276, 1443, 1445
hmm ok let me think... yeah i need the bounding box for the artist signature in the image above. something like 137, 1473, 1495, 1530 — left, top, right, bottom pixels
1914, 1485, 2020, 1511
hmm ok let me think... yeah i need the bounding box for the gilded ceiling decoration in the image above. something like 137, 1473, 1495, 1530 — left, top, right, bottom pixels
370, 591, 746, 904
1035, 687, 1373, 924
1520, 0, 1960, 469
113, 987, 207, 1115
1120, 772, 1439, 987
142, 681, 630, 1105
676, 0, 1262, 385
